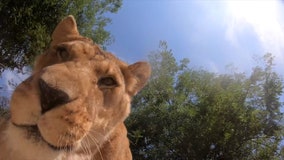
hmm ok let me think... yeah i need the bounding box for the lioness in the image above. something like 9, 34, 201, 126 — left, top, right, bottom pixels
0, 16, 151, 160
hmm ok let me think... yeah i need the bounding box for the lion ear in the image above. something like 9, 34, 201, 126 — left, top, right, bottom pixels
51, 15, 80, 46
127, 62, 151, 96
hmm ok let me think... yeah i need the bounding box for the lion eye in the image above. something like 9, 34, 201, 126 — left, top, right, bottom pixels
98, 77, 117, 88
56, 47, 69, 61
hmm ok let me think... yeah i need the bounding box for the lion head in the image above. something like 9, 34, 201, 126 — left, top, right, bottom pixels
0, 16, 150, 160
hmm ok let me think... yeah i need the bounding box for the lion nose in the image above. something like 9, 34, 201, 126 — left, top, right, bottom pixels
39, 79, 70, 113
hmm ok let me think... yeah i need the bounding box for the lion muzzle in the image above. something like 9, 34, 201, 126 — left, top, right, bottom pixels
39, 79, 70, 114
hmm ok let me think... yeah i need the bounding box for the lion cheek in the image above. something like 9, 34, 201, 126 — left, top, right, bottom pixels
10, 80, 41, 125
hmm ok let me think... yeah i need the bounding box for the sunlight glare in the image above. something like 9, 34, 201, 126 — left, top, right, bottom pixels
225, 0, 284, 64
227, 0, 278, 27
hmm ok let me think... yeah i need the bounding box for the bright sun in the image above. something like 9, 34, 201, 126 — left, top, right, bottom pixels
226, 0, 279, 27
225, 0, 284, 62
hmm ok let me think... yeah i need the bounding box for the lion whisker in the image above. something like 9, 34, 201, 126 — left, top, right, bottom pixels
86, 133, 104, 160
81, 140, 91, 160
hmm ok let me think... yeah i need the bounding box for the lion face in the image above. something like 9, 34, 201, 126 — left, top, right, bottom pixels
8, 16, 151, 153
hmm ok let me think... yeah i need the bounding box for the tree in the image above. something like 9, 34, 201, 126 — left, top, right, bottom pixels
0, 0, 122, 73
126, 42, 284, 159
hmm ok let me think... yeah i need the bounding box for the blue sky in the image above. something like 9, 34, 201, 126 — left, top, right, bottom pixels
105, 0, 284, 103
106, 0, 284, 75
1, 0, 284, 101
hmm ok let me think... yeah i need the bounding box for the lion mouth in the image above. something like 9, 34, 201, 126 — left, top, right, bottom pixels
12, 123, 74, 151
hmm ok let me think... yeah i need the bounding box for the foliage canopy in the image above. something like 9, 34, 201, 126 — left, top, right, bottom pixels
0, 0, 122, 73
126, 41, 284, 159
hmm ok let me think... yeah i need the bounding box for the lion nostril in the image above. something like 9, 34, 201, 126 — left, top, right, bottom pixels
39, 79, 70, 114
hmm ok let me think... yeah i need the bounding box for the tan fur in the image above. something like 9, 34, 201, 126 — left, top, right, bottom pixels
0, 15, 151, 160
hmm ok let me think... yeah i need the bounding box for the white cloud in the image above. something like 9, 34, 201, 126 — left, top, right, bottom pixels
225, 0, 284, 69
208, 61, 220, 73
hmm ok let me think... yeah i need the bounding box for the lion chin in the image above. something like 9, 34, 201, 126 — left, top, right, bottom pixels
0, 15, 151, 160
